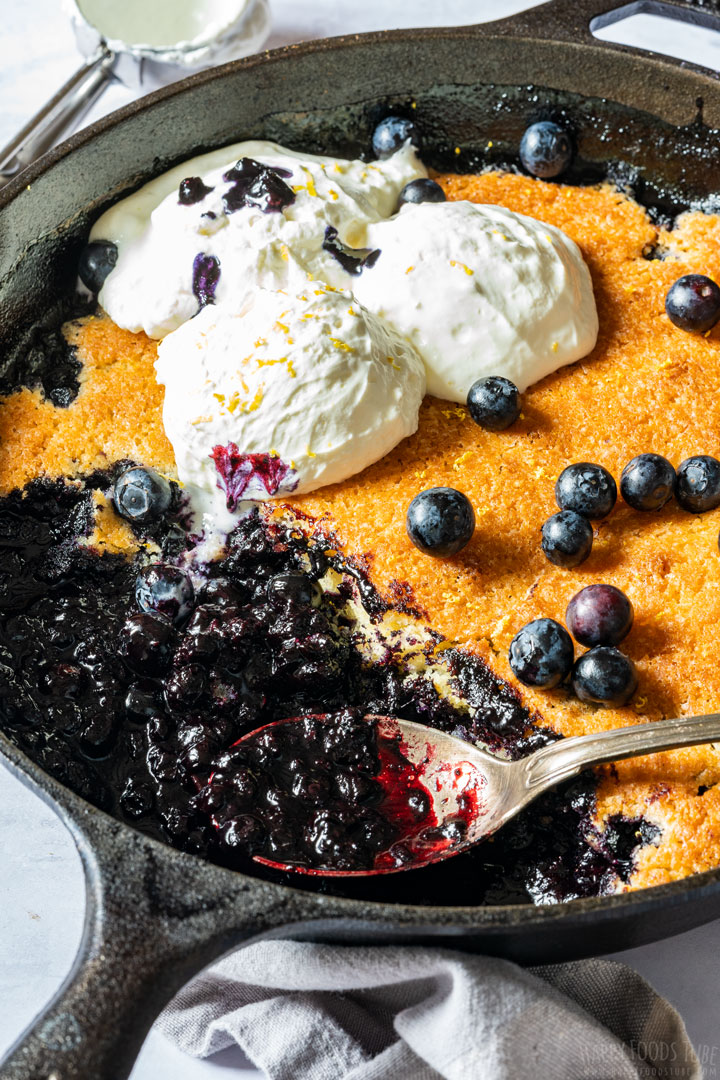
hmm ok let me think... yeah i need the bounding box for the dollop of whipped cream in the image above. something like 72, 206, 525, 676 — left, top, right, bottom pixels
93, 138, 599, 502
354, 200, 598, 399
92, 139, 427, 338
155, 286, 426, 507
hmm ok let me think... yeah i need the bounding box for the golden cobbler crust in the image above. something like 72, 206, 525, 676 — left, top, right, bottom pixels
3, 171, 720, 891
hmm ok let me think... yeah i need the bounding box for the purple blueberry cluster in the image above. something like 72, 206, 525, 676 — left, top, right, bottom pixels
542, 454, 720, 569
509, 584, 637, 706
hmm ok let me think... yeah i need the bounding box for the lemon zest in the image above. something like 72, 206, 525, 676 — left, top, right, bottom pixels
329, 337, 354, 352
449, 260, 474, 276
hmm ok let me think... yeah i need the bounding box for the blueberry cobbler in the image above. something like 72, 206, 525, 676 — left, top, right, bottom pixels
2, 112, 720, 902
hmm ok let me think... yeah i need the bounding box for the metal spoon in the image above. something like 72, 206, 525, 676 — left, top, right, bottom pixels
247, 711, 720, 876
0, 0, 270, 183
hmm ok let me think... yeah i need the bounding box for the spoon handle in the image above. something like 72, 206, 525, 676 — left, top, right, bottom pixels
0, 48, 115, 181
523, 711, 720, 793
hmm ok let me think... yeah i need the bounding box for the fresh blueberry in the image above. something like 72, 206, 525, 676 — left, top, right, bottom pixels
118, 612, 176, 677
620, 454, 675, 511
397, 178, 446, 208
571, 646, 637, 705
466, 376, 521, 432
78, 240, 118, 293
509, 618, 574, 688
675, 455, 720, 513
555, 462, 617, 519
519, 121, 573, 179
566, 584, 634, 648
406, 487, 475, 557
665, 274, 720, 333
113, 466, 173, 525
192, 253, 221, 307
541, 510, 593, 568
178, 604, 226, 663
372, 116, 419, 160
136, 563, 195, 625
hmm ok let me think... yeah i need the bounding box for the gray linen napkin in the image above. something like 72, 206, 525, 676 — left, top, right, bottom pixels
157, 940, 700, 1079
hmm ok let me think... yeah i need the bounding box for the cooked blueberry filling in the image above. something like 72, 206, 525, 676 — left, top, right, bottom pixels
192, 253, 221, 308
222, 157, 295, 215
0, 302, 90, 408
198, 711, 443, 872
0, 475, 658, 904
178, 176, 214, 205
136, 563, 195, 626
322, 226, 381, 275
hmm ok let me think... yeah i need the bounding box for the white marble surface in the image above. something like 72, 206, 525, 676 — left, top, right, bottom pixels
3, 1, 720, 1077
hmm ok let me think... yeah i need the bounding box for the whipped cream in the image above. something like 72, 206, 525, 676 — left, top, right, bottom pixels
354, 200, 598, 400
93, 138, 599, 502
155, 286, 426, 507
92, 140, 427, 338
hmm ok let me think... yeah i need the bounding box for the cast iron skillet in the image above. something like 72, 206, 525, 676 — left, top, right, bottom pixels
3, 1, 720, 1076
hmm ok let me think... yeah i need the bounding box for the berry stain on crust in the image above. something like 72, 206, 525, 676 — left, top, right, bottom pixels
178, 177, 214, 206
211, 444, 300, 509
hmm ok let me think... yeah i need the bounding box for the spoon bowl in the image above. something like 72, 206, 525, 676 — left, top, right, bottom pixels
229, 710, 720, 877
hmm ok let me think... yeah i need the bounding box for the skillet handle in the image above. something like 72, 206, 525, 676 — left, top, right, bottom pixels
0, 789, 288, 1080
485, 0, 720, 57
